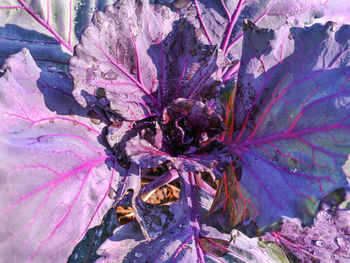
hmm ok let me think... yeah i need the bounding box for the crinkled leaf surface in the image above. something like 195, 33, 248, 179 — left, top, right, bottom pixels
70, 0, 178, 121
0, 0, 114, 70
172, 0, 325, 62
96, 172, 284, 263
70, 0, 228, 121
230, 22, 350, 228
263, 208, 350, 263
0, 50, 117, 262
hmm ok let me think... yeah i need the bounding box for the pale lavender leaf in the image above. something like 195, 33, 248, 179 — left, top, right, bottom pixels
0, 0, 114, 69
315, 0, 350, 24
0, 49, 117, 262
263, 208, 350, 262
69, 0, 178, 121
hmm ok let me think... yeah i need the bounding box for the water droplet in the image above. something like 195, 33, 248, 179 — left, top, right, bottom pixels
49, 119, 54, 123
108, 187, 116, 199
178, 224, 186, 230
47, 65, 57, 72
116, 151, 123, 160
312, 239, 326, 247
73, 20, 78, 24
130, 66, 138, 75
135, 252, 142, 258
174, 0, 191, 9
74, 6, 79, 10
96, 229, 103, 237
330, 22, 338, 32
57, 71, 66, 79
87, 110, 102, 125
99, 98, 110, 107
291, 168, 297, 173
90, 7, 97, 13
73, 253, 78, 260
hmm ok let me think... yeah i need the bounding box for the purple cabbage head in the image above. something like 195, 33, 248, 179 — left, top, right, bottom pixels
0, 0, 350, 263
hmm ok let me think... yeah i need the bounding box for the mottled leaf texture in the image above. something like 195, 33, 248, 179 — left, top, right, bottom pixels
70, 0, 228, 122
96, 172, 286, 263
231, 21, 350, 228
263, 208, 350, 263
70, 0, 178, 121
0, 0, 114, 69
175, 0, 325, 60
0, 49, 117, 262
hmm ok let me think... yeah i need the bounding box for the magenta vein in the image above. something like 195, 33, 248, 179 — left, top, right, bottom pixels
17, 0, 74, 54
221, 0, 244, 54
29, 166, 94, 262
97, 44, 161, 109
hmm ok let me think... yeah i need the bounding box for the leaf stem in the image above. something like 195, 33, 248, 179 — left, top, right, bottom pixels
221, 0, 244, 54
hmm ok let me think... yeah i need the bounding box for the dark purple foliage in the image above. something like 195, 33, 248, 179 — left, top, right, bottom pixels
231, 21, 350, 227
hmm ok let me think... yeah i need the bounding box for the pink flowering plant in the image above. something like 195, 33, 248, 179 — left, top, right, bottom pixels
1, 0, 350, 262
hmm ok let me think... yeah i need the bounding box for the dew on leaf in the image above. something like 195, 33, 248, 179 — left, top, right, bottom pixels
178, 224, 186, 229
312, 239, 326, 247
96, 229, 103, 237
99, 98, 110, 107
87, 110, 102, 125
135, 252, 142, 258
130, 66, 137, 75
73, 253, 78, 260
330, 22, 338, 32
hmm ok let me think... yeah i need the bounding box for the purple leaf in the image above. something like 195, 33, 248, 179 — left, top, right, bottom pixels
230, 21, 350, 227
96, 172, 286, 263
123, 98, 231, 179
263, 208, 350, 262
69, 0, 178, 121
177, 0, 325, 59
0, 49, 117, 262
69, 0, 229, 121
0, 0, 114, 69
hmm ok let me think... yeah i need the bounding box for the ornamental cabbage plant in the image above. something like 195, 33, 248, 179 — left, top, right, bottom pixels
0, 0, 350, 263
